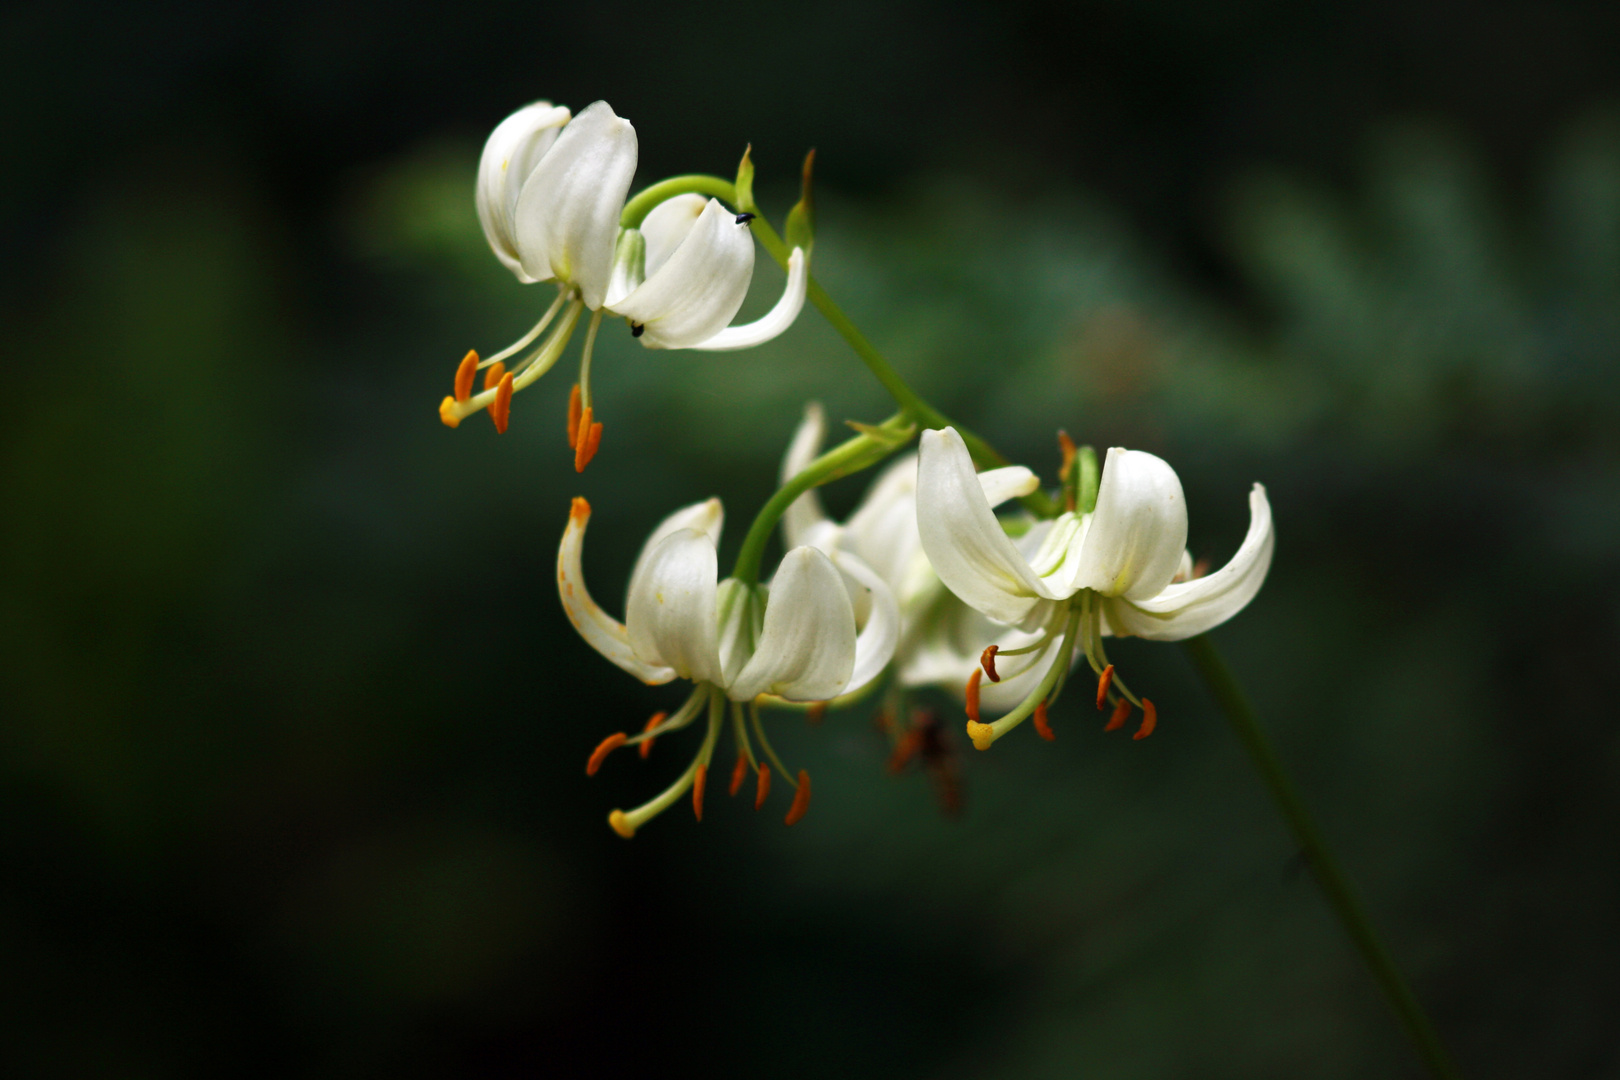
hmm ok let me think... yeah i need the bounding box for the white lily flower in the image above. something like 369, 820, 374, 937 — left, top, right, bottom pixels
558, 494, 898, 837
442, 107, 813, 462
917, 426, 1274, 750
778, 403, 1063, 716
606, 193, 809, 350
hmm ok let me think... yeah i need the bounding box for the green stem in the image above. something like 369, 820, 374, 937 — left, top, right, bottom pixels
1180, 634, 1463, 1080
620, 175, 738, 228
747, 212, 1061, 518
731, 412, 910, 584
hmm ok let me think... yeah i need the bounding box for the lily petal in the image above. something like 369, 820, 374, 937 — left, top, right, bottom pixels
629, 498, 724, 590
1073, 447, 1188, 600
834, 552, 901, 695
729, 547, 856, 701
690, 247, 809, 351
477, 101, 571, 282
514, 100, 638, 310
1103, 483, 1274, 641
916, 427, 1058, 625
780, 401, 829, 550
557, 499, 676, 685
625, 528, 721, 684
608, 199, 753, 348
640, 193, 708, 278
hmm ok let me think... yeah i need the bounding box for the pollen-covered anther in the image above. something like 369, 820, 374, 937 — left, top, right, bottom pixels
586, 732, 628, 776
491, 372, 514, 433
1133, 699, 1158, 741
1096, 664, 1115, 710
980, 645, 1001, 683
608, 810, 635, 839
784, 770, 812, 826
1033, 701, 1055, 741
482, 361, 506, 391
454, 350, 479, 403
754, 764, 771, 810
729, 753, 749, 797
1105, 698, 1131, 732
567, 383, 583, 447
965, 667, 983, 723
806, 702, 827, 725
639, 711, 666, 760
693, 763, 708, 822
573, 408, 603, 472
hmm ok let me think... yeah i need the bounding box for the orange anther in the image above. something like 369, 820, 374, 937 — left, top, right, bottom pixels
692, 763, 708, 821
754, 764, 771, 810
573, 409, 601, 471
886, 731, 919, 774
1096, 664, 1115, 710
729, 753, 748, 797
482, 360, 506, 391
1106, 698, 1131, 732
965, 668, 982, 723
807, 702, 827, 725
567, 383, 583, 447
1033, 701, 1055, 741
586, 732, 628, 776
454, 350, 478, 403
491, 371, 514, 433
638, 711, 666, 759
1133, 699, 1157, 740
784, 770, 812, 826
1057, 430, 1077, 478
980, 645, 1001, 683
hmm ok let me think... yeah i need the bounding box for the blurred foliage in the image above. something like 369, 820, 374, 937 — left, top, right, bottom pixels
4, 2, 1620, 1077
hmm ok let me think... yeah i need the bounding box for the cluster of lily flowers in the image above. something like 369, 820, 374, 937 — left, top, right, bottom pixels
445, 100, 1276, 838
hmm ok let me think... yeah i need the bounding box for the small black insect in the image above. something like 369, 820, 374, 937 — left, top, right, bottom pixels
630, 322, 645, 338
734, 212, 756, 225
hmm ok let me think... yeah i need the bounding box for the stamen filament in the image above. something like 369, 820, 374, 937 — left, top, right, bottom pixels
623, 685, 706, 748
480, 290, 568, 368
749, 702, 799, 791
439, 299, 585, 428
577, 308, 603, 411
731, 700, 758, 772
608, 685, 724, 838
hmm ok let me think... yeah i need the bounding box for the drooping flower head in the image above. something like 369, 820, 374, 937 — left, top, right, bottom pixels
916, 426, 1274, 750
439, 100, 809, 472
558, 495, 897, 837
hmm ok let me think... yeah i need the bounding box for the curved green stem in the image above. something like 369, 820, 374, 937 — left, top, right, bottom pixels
620, 175, 738, 228
731, 412, 911, 584
1181, 634, 1463, 1080
746, 208, 1061, 518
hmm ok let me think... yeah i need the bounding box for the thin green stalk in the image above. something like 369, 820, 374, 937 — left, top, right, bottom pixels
1180, 634, 1463, 1080
621, 175, 738, 228
730, 413, 909, 584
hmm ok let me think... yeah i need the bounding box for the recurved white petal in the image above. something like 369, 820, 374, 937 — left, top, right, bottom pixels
834, 552, 900, 695
640, 193, 707, 278
477, 101, 571, 282
557, 498, 676, 685
1103, 483, 1274, 641
978, 465, 1040, 508
729, 547, 856, 702
514, 100, 638, 310
916, 427, 1056, 625
629, 498, 724, 590
625, 528, 721, 684
607, 199, 753, 348
690, 247, 809, 351
844, 454, 920, 590
780, 401, 829, 550
1073, 447, 1188, 600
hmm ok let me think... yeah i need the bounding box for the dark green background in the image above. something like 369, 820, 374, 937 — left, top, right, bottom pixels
3, 1, 1618, 1076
